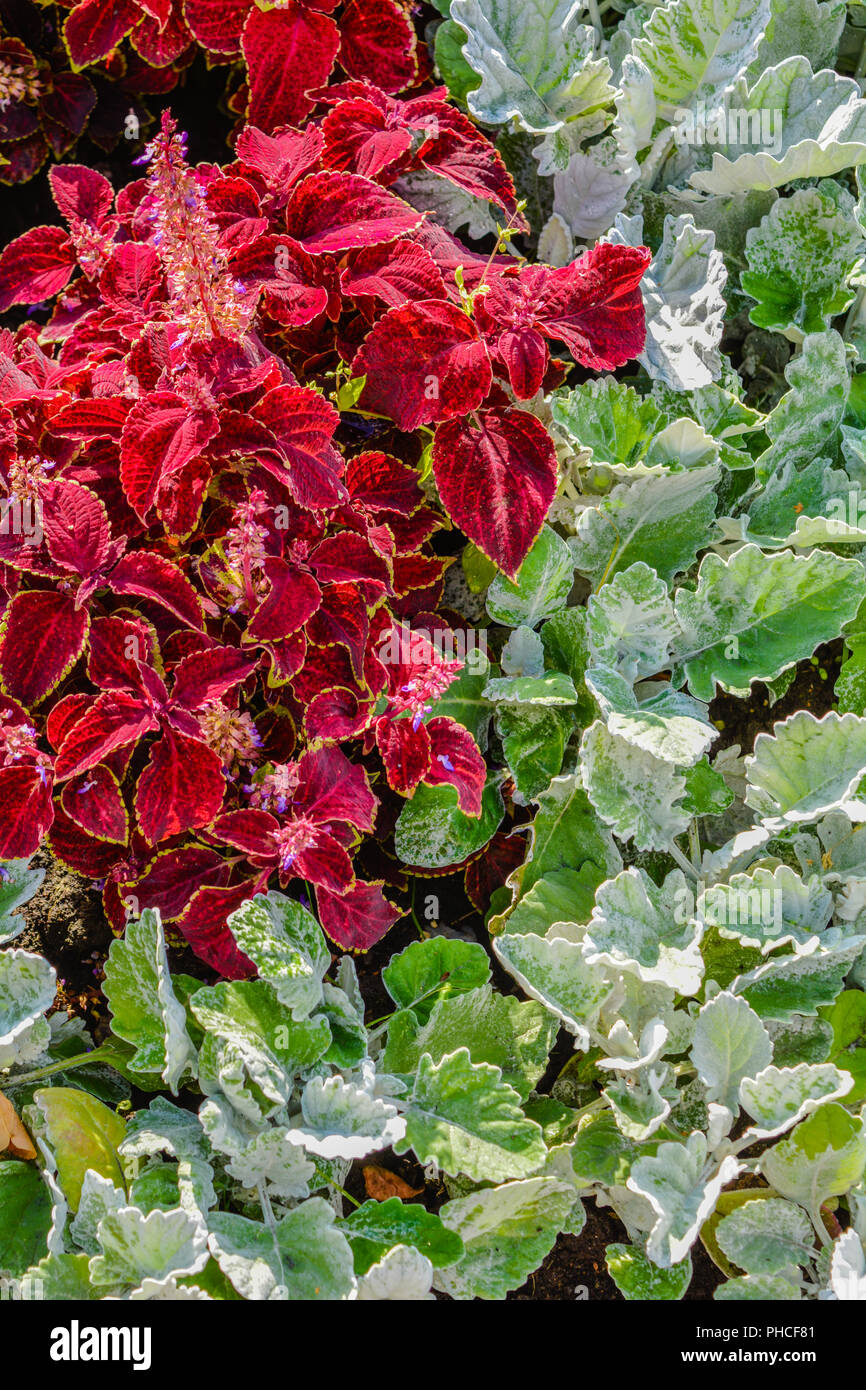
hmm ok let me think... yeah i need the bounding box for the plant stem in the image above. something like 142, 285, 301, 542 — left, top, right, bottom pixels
667, 839, 700, 881
688, 819, 702, 872
9, 1046, 115, 1087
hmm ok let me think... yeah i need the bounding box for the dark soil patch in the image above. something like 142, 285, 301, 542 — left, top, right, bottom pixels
709, 640, 842, 755
19, 849, 111, 994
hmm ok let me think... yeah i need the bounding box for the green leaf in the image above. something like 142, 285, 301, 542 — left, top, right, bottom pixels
715, 1271, 802, 1299
89, 1206, 208, 1289
671, 546, 865, 702
584, 867, 703, 994
383, 984, 557, 1100
341, 1197, 464, 1275
742, 188, 863, 338
580, 721, 691, 850
716, 1197, 814, 1275
690, 59, 866, 196
629, 1132, 742, 1266
0, 947, 54, 1069
552, 378, 667, 469
606, 1242, 692, 1299
486, 525, 574, 627
745, 710, 866, 827
394, 775, 504, 869
435, 1177, 577, 1298
190, 981, 331, 1123
690, 992, 773, 1110
611, 214, 727, 391
288, 1074, 405, 1161
699, 864, 833, 952
103, 908, 196, 1093
0, 858, 44, 947
494, 930, 613, 1048
0, 1161, 52, 1277
682, 757, 734, 815
732, 938, 865, 1020
496, 703, 571, 801
587, 561, 679, 684
586, 665, 716, 765
23, 1251, 96, 1300
396, 1048, 547, 1182
120, 1097, 216, 1216
633, 0, 770, 118
451, 0, 610, 132
570, 466, 719, 587
821, 990, 866, 1102
541, 607, 597, 724
739, 1062, 853, 1138
756, 330, 849, 477
383, 937, 491, 1024
752, 0, 844, 72
434, 18, 481, 106
484, 672, 577, 704
34, 1088, 126, 1211
503, 866, 604, 936
226, 891, 330, 1018
761, 1104, 866, 1217
208, 1198, 355, 1301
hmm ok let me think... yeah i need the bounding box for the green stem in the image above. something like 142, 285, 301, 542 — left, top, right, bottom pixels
329, 1181, 360, 1209
667, 839, 700, 882
688, 819, 702, 872
9, 1046, 115, 1087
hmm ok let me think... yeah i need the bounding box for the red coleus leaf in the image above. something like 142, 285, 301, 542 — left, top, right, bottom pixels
346, 451, 422, 515
132, 7, 194, 66
175, 882, 257, 979
338, 0, 417, 94
245, 558, 322, 642
432, 408, 558, 580
465, 829, 527, 913
48, 396, 133, 440
47, 800, 120, 878
476, 244, 651, 395
61, 765, 128, 844
0, 226, 75, 312
212, 808, 277, 859
305, 686, 371, 742
54, 690, 158, 781
109, 552, 205, 630
171, 645, 258, 711
49, 163, 114, 225
87, 615, 155, 694
41, 73, 98, 148
0, 766, 53, 858
376, 714, 430, 796
311, 533, 391, 588
46, 691, 92, 750
417, 104, 522, 223
135, 726, 226, 843
306, 583, 371, 679
120, 391, 219, 522
124, 846, 230, 922
339, 239, 445, 309
41, 479, 111, 577
317, 878, 399, 952
424, 716, 485, 815
292, 746, 377, 833
230, 235, 328, 327
249, 385, 346, 509
63, 0, 139, 68
242, 4, 340, 130
234, 123, 324, 201
99, 243, 163, 318
0, 591, 89, 708
321, 96, 412, 180
182, 0, 249, 55
353, 300, 492, 431
284, 172, 422, 255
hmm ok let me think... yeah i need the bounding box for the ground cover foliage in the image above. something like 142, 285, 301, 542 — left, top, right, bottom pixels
3, 0, 866, 1302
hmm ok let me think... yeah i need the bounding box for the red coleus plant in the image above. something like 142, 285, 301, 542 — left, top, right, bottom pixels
0, 90, 647, 974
